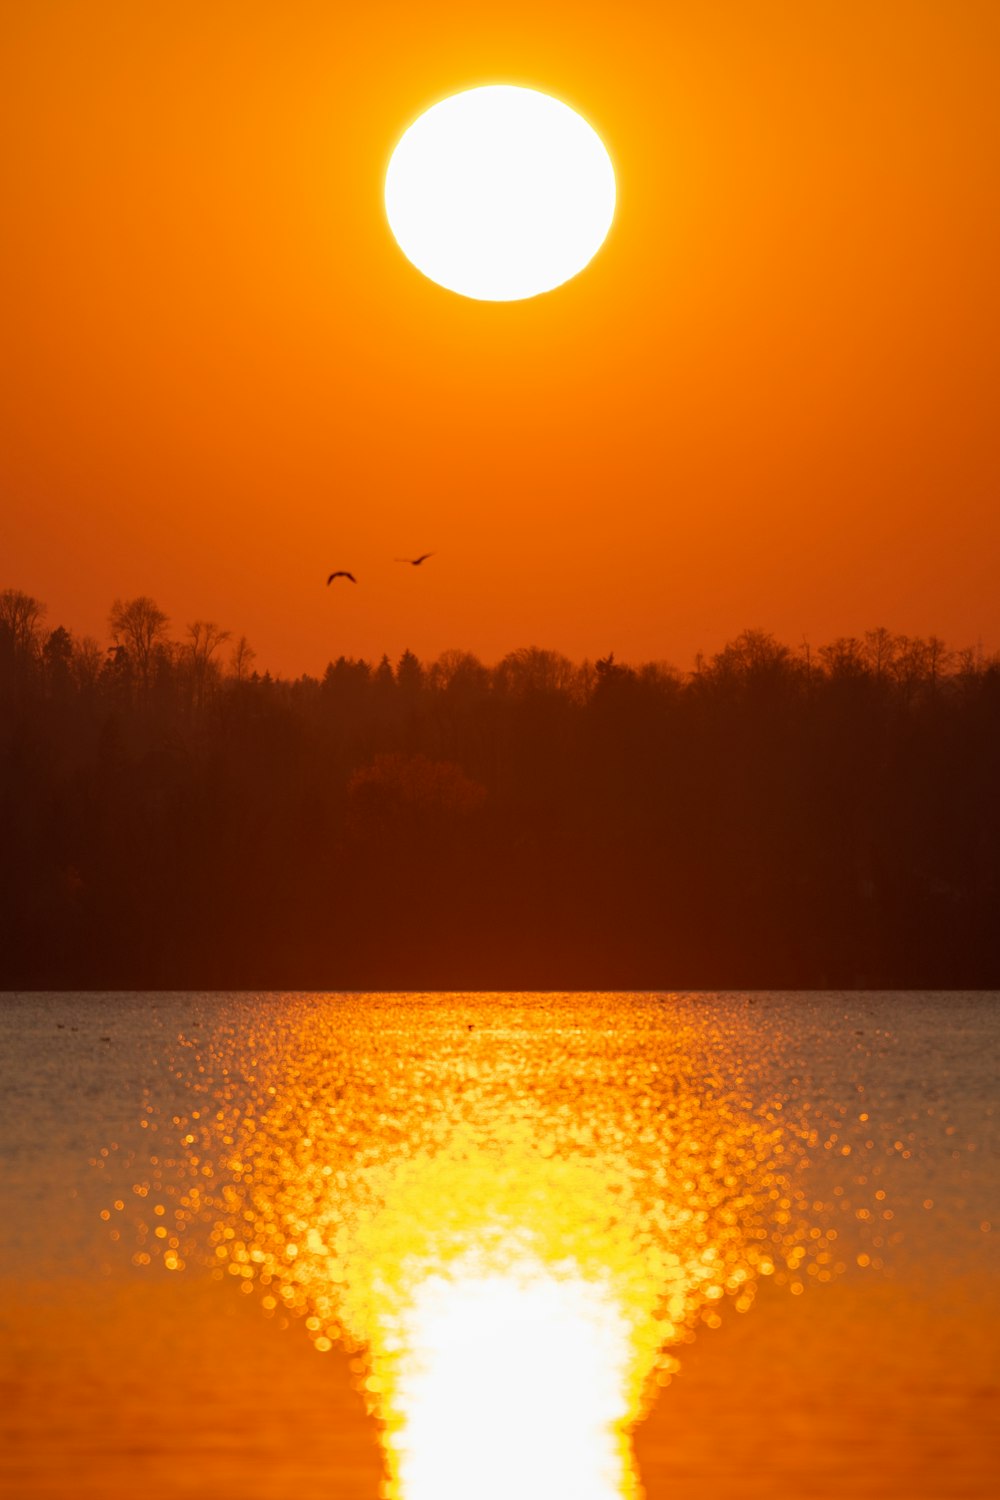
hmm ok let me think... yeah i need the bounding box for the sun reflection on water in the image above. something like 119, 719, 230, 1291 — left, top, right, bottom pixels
335, 1139, 675, 1498
108, 994, 867, 1499
391, 1260, 631, 1500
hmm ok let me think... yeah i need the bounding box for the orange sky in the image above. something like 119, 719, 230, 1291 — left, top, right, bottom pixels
3, 1, 998, 674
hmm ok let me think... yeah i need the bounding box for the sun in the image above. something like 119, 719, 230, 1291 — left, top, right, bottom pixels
384, 85, 616, 302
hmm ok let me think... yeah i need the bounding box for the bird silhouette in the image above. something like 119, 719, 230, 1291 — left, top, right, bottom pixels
326, 571, 356, 584
395, 552, 434, 566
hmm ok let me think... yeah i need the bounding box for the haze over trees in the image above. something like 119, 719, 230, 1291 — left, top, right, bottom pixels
1, 586, 998, 988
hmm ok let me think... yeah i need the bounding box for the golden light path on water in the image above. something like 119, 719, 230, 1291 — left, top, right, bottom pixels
110, 995, 874, 1499
391, 1253, 631, 1500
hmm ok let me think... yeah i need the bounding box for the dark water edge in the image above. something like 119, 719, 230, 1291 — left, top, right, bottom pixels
4, 960, 1000, 988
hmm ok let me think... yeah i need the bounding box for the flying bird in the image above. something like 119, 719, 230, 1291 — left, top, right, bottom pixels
395, 552, 434, 566
326, 571, 356, 584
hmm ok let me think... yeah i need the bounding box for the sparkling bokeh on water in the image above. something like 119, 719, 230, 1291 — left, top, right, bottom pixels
1, 991, 995, 1499
97, 992, 989, 1499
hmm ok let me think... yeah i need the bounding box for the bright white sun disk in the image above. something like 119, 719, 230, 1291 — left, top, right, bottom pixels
384, 85, 616, 301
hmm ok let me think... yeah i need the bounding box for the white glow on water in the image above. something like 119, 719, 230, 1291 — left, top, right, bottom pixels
391, 1263, 633, 1500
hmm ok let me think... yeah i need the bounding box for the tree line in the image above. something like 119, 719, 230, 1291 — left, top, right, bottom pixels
2, 587, 998, 988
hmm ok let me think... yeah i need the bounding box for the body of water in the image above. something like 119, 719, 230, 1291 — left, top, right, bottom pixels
1, 991, 996, 1498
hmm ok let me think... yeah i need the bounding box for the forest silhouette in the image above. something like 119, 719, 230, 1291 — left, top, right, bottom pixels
2, 587, 998, 988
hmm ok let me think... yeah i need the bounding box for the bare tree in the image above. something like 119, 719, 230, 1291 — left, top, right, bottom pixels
0, 588, 46, 660
699, 629, 795, 695
72, 636, 105, 692
864, 626, 898, 683
428, 649, 488, 695
108, 596, 169, 694
818, 636, 868, 680
926, 635, 953, 692
229, 634, 256, 684
187, 620, 230, 664
185, 619, 231, 710
494, 646, 582, 700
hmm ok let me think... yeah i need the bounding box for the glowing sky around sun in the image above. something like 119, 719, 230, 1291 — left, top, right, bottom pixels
2, 1, 999, 671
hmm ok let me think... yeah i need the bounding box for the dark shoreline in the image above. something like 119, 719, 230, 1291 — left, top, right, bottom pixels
4, 623, 999, 993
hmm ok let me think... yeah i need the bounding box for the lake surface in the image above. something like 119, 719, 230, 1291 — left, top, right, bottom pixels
1, 992, 996, 1499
